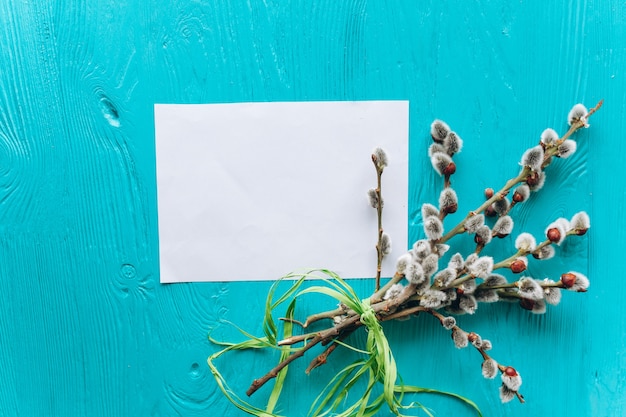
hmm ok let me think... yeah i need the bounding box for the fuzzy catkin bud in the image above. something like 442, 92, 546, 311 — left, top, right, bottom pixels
463, 253, 478, 269
542, 279, 562, 305
521, 145, 545, 172
443, 131, 463, 155
474, 274, 507, 303
540, 128, 559, 146
395, 253, 412, 275
424, 216, 444, 241
420, 289, 447, 309
459, 294, 478, 314
383, 283, 404, 300
464, 214, 485, 234
406, 261, 425, 285
433, 268, 456, 288
570, 211, 590, 235
430, 119, 451, 143
461, 278, 476, 294
379, 233, 391, 255
430, 152, 454, 176
469, 256, 494, 278
493, 197, 509, 216
492, 215, 514, 238
412, 239, 431, 259
484, 274, 507, 287
474, 225, 492, 246
442, 316, 456, 330
518, 277, 544, 300
428, 143, 446, 157
367, 189, 380, 209
499, 385, 516, 403
532, 245, 555, 260
448, 253, 464, 272
515, 233, 536, 252
558, 216, 572, 229
502, 367, 522, 391
512, 184, 530, 203
568, 103, 588, 126
372, 147, 388, 169
474, 286, 499, 303
421, 203, 439, 219
439, 188, 458, 214
557, 139, 577, 158
482, 358, 498, 379
527, 170, 546, 191
421, 253, 439, 277
452, 328, 468, 348
436, 244, 450, 256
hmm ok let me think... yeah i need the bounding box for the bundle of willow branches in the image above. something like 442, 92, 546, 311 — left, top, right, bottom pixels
208, 100, 601, 417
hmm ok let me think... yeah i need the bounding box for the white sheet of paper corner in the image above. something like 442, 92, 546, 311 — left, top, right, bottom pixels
155, 101, 409, 283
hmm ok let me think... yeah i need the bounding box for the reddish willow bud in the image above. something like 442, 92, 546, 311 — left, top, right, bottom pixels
560, 272, 589, 292
485, 205, 497, 217
504, 366, 518, 377
560, 273, 576, 288
526, 171, 541, 187
510, 259, 527, 273
512, 184, 530, 203
467, 332, 482, 347
484, 188, 494, 199
546, 227, 562, 243
443, 161, 456, 176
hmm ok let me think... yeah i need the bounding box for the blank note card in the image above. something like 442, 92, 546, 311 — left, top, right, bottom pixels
154, 101, 408, 283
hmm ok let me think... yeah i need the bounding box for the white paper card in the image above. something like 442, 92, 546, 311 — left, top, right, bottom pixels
155, 101, 409, 282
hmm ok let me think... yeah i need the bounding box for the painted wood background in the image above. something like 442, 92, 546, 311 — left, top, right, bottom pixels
1, 1, 624, 416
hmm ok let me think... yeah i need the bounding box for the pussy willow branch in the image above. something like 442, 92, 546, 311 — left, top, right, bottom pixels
438, 99, 602, 246
303, 98, 602, 328
427, 309, 524, 403
373, 155, 384, 292
246, 101, 603, 399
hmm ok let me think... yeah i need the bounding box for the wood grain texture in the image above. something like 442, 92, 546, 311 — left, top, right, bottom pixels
1, 0, 624, 415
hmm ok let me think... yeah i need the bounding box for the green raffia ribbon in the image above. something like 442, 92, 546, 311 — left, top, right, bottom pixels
359, 298, 398, 413
208, 270, 483, 417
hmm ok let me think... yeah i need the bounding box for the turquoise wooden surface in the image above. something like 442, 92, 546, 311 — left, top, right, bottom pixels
1, 1, 624, 415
